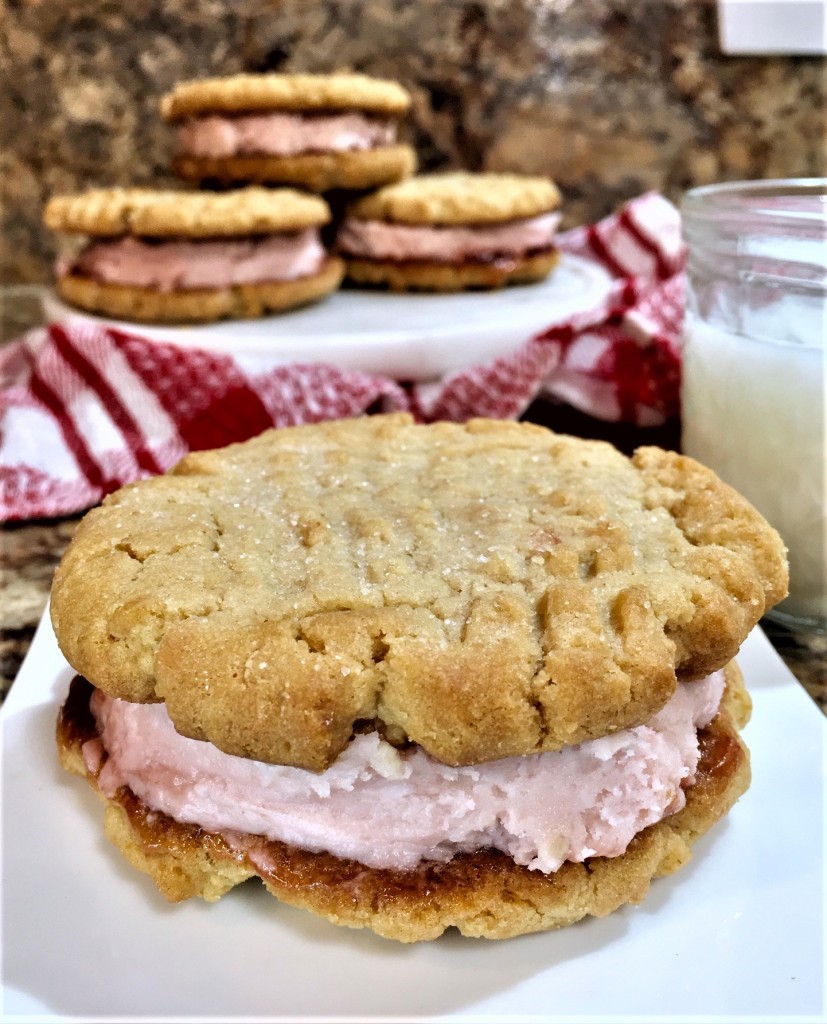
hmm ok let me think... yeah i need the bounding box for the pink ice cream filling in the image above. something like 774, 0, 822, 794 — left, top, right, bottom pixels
336, 211, 561, 263
65, 231, 327, 292
85, 671, 725, 875
177, 112, 397, 159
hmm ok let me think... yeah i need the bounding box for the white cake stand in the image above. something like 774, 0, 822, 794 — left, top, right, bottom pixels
41, 252, 614, 382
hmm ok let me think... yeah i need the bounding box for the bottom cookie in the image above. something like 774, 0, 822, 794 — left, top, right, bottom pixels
55, 256, 345, 324
344, 249, 560, 292
56, 665, 751, 943
173, 145, 416, 193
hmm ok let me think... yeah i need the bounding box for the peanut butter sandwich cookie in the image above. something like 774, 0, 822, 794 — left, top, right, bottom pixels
52, 415, 788, 942
337, 172, 563, 291
161, 72, 416, 192
44, 186, 344, 323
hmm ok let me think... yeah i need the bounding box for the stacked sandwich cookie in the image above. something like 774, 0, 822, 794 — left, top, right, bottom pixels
44, 186, 343, 323
161, 72, 417, 193
336, 172, 563, 291
44, 74, 568, 317
52, 415, 787, 942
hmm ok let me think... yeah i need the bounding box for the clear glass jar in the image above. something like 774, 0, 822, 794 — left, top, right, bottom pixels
681, 179, 827, 632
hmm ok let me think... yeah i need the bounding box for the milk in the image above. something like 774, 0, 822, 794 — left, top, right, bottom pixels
682, 299, 826, 625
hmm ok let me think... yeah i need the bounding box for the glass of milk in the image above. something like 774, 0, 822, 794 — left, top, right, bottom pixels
681, 179, 826, 632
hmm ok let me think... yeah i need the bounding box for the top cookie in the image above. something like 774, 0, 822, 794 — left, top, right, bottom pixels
347, 172, 562, 226
43, 185, 331, 238
160, 72, 412, 122
50, 414, 787, 772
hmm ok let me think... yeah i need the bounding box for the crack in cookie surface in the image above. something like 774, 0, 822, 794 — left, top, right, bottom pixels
50, 414, 787, 770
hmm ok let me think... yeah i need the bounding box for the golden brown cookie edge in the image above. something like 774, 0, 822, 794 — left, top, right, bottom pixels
172, 145, 417, 193
344, 249, 560, 292
346, 172, 562, 225
161, 73, 412, 122
44, 186, 331, 238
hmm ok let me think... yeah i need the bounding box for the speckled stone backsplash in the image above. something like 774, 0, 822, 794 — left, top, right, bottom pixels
2, 0, 825, 284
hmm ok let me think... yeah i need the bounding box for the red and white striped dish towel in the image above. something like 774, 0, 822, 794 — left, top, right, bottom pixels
1, 192, 686, 521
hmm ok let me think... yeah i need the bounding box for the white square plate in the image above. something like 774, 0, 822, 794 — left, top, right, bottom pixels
2, 611, 824, 1022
